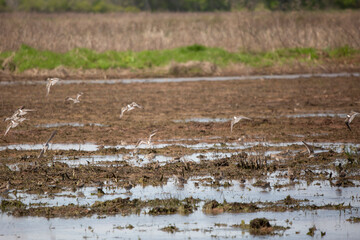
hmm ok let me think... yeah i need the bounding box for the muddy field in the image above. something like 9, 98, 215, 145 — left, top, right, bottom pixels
1, 74, 360, 239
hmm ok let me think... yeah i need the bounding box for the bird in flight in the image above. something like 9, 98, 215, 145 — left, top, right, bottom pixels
345, 111, 359, 131
302, 141, 315, 158
46, 78, 60, 96
65, 92, 83, 104
4, 106, 34, 122
120, 102, 142, 118
14, 106, 35, 117
3, 106, 34, 136
135, 130, 157, 149
38, 130, 57, 158
4, 116, 27, 136
230, 115, 251, 132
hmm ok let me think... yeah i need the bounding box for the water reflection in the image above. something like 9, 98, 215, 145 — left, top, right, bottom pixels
1, 208, 358, 240
1, 141, 359, 153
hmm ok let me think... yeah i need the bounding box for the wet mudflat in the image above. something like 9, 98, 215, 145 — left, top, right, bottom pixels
0, 75, 360, 239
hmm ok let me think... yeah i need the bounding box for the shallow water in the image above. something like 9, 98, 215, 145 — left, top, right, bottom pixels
285, 113, 347, 118
173, 118, 230, 123
0, 143, 99, 151
35, 122, 105, 128
173, 113, 348, 124
0, 205, 358, 240
1, 72, 359, 86
8, 176, 360, 208
1, 141, 358, 153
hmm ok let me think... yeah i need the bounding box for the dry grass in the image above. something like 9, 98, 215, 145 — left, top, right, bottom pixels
1, 11, 360, 53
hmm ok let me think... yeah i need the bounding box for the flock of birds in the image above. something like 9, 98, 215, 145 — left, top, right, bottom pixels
2, 77, 149, 159
2, 77, 360, 160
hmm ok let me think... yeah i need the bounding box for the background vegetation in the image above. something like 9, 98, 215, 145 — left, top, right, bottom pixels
1, 11, 359, 53
0, 0, 359, 12
1, 3, 359, 74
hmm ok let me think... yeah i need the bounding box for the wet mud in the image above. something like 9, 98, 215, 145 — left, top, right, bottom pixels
1, 75, 360, 239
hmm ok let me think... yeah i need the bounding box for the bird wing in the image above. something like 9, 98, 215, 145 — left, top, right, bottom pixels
120, 106, 128, 118
345, 121, 352, 131
11, 121, 19, 128
51, 78, 59, 85
236, 115, 251, 121
241, 116, 252, 120
149, 132, 157, 141
23, 109, 35, 112
135, 140, 145, 148
45, 130, 57, 145
38, 148, 45, 158
46, 81, 51, 95
65, 97, 75, 102
131, 102, 142, 108
18, 109, 34, 116
16, 117, 27, 123
349, 112, 359, 123
302, 141, 314, 154
230, 119, 235, 132
4, 124, 12, 136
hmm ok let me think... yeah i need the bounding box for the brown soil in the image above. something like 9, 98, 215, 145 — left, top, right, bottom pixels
1, 74, 359, 145
1, 74, 360, 218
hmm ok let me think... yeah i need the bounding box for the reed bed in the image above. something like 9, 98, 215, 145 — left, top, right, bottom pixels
1, 11, 360, 53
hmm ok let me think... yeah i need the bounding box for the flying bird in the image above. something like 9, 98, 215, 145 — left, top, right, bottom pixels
135, 130, 157, 149
230, 115, 251, 132
4, 116, 27, 136
4, 106, 35, 122
120, 102, 142, 118
38, 130, 57, 158
65, 92, 83, 104
345, 111, 359, 131
14, 106, 35, 117
46, 78, 60, 96
302, 141, 315, 158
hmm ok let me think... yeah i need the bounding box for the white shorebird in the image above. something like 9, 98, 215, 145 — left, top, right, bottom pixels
4, 117, 26, 136
38, 130, 57, 158
135, 130, 157, 149
120, 102, 142, 118
14, 106, 35, 117
230, 115, 251, 132
65, 92, 83, 104
4, 106, 35, 122
302, 141, 315, 158
46, 78, 60, 96
345, 111, 359, 131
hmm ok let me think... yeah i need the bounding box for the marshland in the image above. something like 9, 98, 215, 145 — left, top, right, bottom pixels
1, 7, 360, 240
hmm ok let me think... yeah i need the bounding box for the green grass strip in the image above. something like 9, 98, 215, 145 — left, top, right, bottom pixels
0, 44, 358, 72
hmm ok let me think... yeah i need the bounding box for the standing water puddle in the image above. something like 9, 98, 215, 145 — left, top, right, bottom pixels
2, 175, 359, 239
1, 208, 358, 240
35, 122, 106, 128
1, 72, 359, 86
1, 141, 359, 153
285, 113, 347, 118
7, 177, 360, 208
173, 118, 230, 123
173, 113, 348, 123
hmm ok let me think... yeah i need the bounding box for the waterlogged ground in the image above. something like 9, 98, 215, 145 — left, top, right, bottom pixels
0, 74, 360, 239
